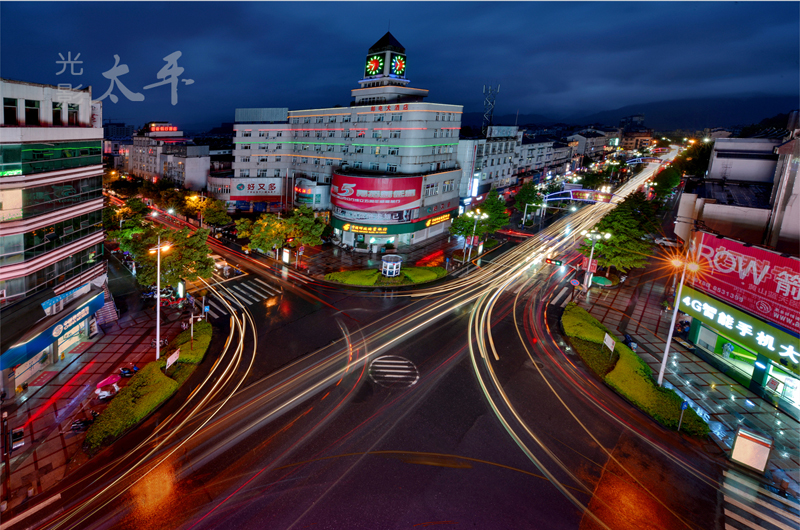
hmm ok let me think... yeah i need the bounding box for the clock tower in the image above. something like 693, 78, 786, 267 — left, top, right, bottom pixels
352, 32, 429, 105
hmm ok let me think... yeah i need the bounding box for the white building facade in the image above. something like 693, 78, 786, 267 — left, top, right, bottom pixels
130, 122, 209, 191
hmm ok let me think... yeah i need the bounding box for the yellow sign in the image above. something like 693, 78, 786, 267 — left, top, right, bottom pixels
345, 224, 388, 234
425, 213, 451, 227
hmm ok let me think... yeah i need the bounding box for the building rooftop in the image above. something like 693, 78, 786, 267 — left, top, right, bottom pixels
699, 181, 773, 209
368, 31, 405, 54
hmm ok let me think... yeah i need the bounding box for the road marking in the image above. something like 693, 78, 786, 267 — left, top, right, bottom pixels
239, 282, 273, 298
207, 300, 226, 314
722, 469, 799, 530
217, 291, 244, 308
253, 277, 279, 293
550, 286, 568, 306
229, 285, 258, 304
207, 309, 220, 319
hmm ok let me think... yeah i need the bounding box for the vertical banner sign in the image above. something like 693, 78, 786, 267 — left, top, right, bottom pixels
691, 232, 800, 335
166, 349, 180, 370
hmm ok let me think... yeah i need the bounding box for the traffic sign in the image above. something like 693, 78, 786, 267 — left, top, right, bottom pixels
299, 245, 305, 254
681, 401, 689, 411
204, 305, 210, 313
570, 279, 580, 287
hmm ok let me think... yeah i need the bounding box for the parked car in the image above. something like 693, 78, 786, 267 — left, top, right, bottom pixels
654, 237, 681, 248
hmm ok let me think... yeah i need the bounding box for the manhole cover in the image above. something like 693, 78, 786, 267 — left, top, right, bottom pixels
368, 355, 419, 388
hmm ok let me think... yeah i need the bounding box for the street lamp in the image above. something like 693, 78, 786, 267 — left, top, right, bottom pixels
149, 235, 171, 360
657, 258, 700, 386
464, 209, 489, 263
581, 229, 612, 288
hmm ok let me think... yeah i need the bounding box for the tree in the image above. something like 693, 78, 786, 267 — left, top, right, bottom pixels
671, 141, 713, 177
199, 198, 232, 226
236, 214, 291, 253
514, 182, 542, 212
480, 190, 510, 234
159, 188, 189, 215
285, 205, 324, 247
579, 208, 654, 274
652, 167, 681, 198
125, 225, 214, 287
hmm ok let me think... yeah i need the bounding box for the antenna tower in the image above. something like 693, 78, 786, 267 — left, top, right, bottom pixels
482, 84, 499, 136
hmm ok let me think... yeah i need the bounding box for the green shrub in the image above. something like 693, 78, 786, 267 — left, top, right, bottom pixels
84, 362, 179, 452
166, 321, 212, 364
325, 269, 380, 286
561, 302, 710, 438
402, 267, 445, 283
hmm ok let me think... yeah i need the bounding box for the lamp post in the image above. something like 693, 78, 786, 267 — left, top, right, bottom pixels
657, 258, 699, 386
581, 229, 611, 289
149, 234, 171, 360
464, 209, 488, 263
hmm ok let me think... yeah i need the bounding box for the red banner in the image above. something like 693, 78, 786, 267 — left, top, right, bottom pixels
691, 232, 800, 335
581, 257, 598, 273
331, 174, 422, 212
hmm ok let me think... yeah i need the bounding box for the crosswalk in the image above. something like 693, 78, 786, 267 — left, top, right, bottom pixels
202, 277, 282, 319
722, 468, 800, 530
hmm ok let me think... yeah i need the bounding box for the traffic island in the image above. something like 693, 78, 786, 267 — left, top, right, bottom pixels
82, 321, 213, 454
561, 302, 710, 437
324, 266, 447, 287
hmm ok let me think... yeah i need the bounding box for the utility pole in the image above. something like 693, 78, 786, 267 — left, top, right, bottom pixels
2, 411, 10, 507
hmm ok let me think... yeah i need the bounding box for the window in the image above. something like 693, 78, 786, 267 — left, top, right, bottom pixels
241, 144, 251, 150
314, 159, 320, 165
372, 131, 382, 138
303, 117, 310, 123
326, 145, 334, 152
257, 169, 269, 177
242, 130, 251, 137
430, 164, 436, 172
387, 164, 398, 173
355, 146, 364, 153
259, 131, 266, 137
240, 169, 250, 177
390, 131, 401, 139
371, 146, 381, 155
3, 98, 17, 126
342, 115, 351, 122
329, 116, 337, 123
301, 157, 308, 163
433, 130, 438, 138
356, 131, 365, 138
303, 131, 310, 137
292, 157, 297, 163
274, 169, 281, 177
392, 114, 402, 121
316, 117, 323, 123
240, 156, 250, 163
388, 148, 399, 155
344, 130, 350, 138
276, 144, 282, 150
25, 100, 40, 126
353, 161, 362, 169
292, 118, 299, 124
374, 115, 384, 122
315, 132, 322, 138
424, 183, 439, 197
302, 144, 309, 151
276, 131, 282, 137
52, 102, 62, 126
328, 131, 335, 137
357, 115, 366, 122
314, 145, 321, 152
435, 113, 440, 121
275, 156, 281, 162
443, 179, 455, 192
369, 162, 379, 170
341, 146, 349, 154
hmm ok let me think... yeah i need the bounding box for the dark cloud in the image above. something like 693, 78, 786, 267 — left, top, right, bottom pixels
1, 1, 797, 130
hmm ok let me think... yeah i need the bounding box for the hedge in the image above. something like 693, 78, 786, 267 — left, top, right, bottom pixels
84, 362, 179, 452
561, 302, 710, 437
325, 267, 446, 286
83, 322, 215, 453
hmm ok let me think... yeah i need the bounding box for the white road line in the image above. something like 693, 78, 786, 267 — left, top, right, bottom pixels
207, 309, 220, 319
240, 282, 273, 298
207, 300, 226, 313
723, 470, 800, 513
253, 277, 279, 292
724, 496, 795, 530
0, 493, 61, 529
218, 291, 244, 308
550, 286, 569, 306
229, 285, 258, 304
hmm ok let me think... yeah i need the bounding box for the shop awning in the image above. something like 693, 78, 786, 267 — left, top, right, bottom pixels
0, 288, 105, 370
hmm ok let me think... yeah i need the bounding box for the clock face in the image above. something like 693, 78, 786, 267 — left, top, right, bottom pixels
365, 55, 384, 76
391, 54, 406, 76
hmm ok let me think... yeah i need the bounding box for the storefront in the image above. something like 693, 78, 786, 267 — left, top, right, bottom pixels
679, 286, 800, 419
1, 288, 104, 396
331, 210, 456, 248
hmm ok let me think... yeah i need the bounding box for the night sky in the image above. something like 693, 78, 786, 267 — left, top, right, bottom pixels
1, 1, 798, 132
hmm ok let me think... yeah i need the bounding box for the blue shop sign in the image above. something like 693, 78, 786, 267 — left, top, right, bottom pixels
0, 290, 104, 370
41, 283, 89, 309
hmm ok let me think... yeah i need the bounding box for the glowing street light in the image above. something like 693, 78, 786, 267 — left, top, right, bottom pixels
464, 209, 489, 263
581, 229, 611, 288
149, 235, 172, 360
657, 257, 700, 386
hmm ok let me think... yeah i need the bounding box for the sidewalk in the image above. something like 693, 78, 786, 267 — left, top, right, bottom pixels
576, 262, 800, 498
0, 259, 187, 514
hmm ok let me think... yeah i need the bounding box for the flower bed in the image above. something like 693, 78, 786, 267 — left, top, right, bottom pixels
325, 266, 446, 286
561, 303, 709, 437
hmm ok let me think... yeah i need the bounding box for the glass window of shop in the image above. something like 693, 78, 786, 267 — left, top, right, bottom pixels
0, 242, 103, 304
0, 210, 103, 265
0, 176, 101, 220
0, 141, 101, 177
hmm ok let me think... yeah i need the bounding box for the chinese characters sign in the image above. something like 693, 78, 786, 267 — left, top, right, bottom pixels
425, 213, 452, 227
691, 231, 800, 335
331, 174, 422, 212
341, 223, 388, 235
570, 190, 613, 203
229, 178, 281, 201
680, 286, 798, 375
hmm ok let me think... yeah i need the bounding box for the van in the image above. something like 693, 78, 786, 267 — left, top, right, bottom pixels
208, 254, 227, 269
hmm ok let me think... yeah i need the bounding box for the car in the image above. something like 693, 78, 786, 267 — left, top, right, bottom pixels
654, 237, 681, 248
208, 254, 227, 269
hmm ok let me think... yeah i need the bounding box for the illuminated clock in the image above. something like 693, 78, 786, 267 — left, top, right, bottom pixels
391, 54, 406, 76
365, 55, 384, 76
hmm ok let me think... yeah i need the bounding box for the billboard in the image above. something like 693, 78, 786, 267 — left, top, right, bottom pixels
331, 174, 422, 212
487, 126, 518, 139
691, 231, 800, 336
229, 178, 282, 201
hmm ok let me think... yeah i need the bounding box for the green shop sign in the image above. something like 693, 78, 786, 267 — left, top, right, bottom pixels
331, 211, 456, 236
680, 286, 799, 376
